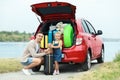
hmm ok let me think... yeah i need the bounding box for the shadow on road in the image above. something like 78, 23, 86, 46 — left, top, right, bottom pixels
59, 61, 100, 73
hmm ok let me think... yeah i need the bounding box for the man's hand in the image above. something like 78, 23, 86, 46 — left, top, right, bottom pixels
44, 49, 48, 53
48, 43, 52, 48
39, 49, 44, 53
44, 48, 53, 54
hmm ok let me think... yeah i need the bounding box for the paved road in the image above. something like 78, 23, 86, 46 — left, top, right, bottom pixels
0, 62, 100, 80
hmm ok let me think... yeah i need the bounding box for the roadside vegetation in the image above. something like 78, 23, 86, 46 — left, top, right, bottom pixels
69, 51, 120, 80
0, 31, 31, 42
0, 58, 22, 73
0, 52, 120, 80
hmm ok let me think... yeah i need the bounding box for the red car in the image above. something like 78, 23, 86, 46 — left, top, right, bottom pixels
31, 2, 104, 71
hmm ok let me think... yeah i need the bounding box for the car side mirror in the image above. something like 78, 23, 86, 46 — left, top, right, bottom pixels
96, 30, 103, 35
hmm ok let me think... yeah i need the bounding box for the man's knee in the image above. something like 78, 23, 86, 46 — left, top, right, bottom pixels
33, 58, 41, 65
40, 57, 44, 64
37, 58, 42, 65
40, 57, 44, 61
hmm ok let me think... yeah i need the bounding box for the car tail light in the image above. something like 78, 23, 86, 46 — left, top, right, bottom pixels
30, 35, 35, 40
76, 38, 83, 45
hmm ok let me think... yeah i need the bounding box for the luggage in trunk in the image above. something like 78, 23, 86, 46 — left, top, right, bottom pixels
44, 54, 54, 75
48, 29, 58, 43
40, 35, 48, 48
63, 24, 74, 47
48, 30, 53, 43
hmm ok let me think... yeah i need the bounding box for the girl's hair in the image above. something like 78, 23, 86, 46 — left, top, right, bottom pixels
55, 32, 62, 36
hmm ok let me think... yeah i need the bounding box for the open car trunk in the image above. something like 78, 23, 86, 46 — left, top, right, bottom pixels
31, 2, 76, 48
37, 20, 76, 48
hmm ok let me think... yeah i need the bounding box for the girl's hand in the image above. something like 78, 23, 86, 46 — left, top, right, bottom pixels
51, 45, 54, 48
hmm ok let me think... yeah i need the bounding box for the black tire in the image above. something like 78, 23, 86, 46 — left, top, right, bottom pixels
97, 48, 104, 63
32, 65, 41, 72
82, 51, 91, 71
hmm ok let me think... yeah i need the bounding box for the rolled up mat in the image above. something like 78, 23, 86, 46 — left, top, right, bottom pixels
40, 36, 44, 48
40, 35, 48, 48
45, 35, 48, 48
63, 24, 73, 48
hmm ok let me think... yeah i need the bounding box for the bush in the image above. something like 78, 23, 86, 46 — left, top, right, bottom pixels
113, 51, 120, 62
0, 31, 31, 42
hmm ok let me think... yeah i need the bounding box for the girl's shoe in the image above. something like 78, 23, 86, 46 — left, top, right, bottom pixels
56, 70, 60, 75
53, 70, 57, 75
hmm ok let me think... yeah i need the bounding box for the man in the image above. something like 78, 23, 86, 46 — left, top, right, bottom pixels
21, 32, 49, 75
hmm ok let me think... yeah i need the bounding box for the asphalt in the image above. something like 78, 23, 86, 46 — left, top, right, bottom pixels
0, 71, 70, 80
0, 65, 82, 80
0, 62, 99, 80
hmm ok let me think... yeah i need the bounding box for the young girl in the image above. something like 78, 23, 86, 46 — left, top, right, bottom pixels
51, 32, 62, 75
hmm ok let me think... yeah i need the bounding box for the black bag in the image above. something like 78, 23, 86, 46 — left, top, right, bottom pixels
44, 54, 54, 75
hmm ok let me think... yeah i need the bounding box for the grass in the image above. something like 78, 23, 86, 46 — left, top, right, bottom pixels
0, 58, 22, 73
0, 51, 120, 80
69, 51, 120, 80
113, 51, 120, 62
79, 62, 120, 80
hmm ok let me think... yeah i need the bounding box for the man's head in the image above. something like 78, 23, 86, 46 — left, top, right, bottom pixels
35, 32, 43, 43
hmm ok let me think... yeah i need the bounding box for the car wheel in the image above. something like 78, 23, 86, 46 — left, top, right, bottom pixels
97, 48, 104, 63
82, 51, 91, 71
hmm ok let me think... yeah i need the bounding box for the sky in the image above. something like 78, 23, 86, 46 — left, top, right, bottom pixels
0, 0, 120, 38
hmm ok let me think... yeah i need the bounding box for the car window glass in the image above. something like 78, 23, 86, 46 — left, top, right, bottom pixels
85, 21, 96, 34
81, 20, 89, 33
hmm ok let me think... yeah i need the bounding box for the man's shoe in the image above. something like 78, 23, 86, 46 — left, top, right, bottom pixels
22, 69, 31, 75
29, 69, 36, 75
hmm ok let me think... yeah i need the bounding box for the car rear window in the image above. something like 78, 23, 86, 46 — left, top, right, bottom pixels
37, 6, 73, 15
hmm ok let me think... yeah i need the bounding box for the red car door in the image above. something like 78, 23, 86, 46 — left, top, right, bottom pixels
85, 20, 100, 58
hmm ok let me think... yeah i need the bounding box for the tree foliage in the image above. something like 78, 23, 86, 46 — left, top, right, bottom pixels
0, 31, 31, 42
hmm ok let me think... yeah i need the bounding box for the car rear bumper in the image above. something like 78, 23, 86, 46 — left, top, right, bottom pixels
62, 45, 87, 63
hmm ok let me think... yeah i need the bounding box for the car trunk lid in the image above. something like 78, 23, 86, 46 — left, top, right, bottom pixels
31, 2, 76, 21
